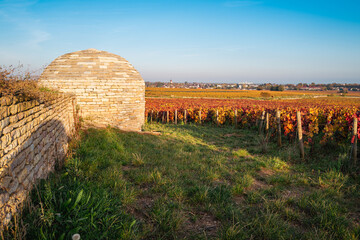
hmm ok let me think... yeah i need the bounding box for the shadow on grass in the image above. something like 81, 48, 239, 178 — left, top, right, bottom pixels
4, 123, 360, 240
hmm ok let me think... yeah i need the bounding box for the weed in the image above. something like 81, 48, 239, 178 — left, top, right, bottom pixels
187, 185, 210, 205
232, 173, 254, 195
232, 148, 250, 157
150, 199, 185, 238
131, 153, 145, 166
318, 170, 348, 193
257, 133, 270, 153
220, 222, 246, 240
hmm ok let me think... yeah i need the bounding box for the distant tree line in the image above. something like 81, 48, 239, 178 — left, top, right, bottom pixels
257, 85, 285, 91
145, 81, 360, 92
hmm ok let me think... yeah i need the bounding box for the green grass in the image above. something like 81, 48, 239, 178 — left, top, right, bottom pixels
3, 123, 360, 239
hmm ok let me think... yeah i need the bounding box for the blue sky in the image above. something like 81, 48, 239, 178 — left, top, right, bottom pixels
0, 0, 359, 84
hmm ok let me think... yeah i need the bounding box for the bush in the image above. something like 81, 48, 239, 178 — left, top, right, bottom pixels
270, 85, 284, 91
260, 92, 271, 98
0, 65, 63, 101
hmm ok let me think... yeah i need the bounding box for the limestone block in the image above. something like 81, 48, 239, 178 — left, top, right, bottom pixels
34, 153, 42, 165
17, 167, 28, 182
0, 176, 12, 189
0, 96, 12, 106
0, 192, 9, 205
10, 128, 21, 141
2, 124, 13, 135
1, 133, 11, 149
12, 151, 27, 171
8, 179, 19, 194
0, 106, 9, 120
9, 105, 18, 115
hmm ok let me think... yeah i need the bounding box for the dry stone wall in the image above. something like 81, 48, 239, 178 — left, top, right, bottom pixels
0, 94, 75, 227
38, 49, 145, 131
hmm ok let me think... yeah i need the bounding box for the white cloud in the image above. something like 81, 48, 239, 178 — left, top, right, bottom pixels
27, 29, 51, 47
0, 0, 51, 48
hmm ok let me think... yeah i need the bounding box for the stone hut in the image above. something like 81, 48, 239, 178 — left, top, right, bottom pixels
38, 49, 145, 131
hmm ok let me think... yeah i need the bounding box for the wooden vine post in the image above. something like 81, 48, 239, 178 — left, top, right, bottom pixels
175, 109, 178, 124
184, 110, 187, 124
297, 111, 305, 161
167, 111, 169, 123
265, 112, 269, 133
216, 109, 219, 126
259, 111, 265, 135
276, 110, 281, 147
150, 110, 153, 123
353, 118, 358, 165
162, 112, 165, 123
199, 109, 202, 124
234, 109, 238, 128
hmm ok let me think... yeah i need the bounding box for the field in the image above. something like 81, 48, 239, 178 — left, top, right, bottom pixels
146, 87, 360, 146
146, 97, 360, 147
146, 87, 360, 99
4, 124, 360, 239
146, 96, 360, 110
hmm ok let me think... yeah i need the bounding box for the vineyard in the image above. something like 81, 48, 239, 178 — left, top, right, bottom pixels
146, 87, 360, 99
146, 97, 360, 147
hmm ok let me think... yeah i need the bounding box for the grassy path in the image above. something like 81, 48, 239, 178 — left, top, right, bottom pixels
4, 123, 360, 239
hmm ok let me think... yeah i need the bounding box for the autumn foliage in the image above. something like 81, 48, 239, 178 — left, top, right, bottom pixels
146, 97, 360, 145
0, 65, 60, 101
146, 87, 360, 98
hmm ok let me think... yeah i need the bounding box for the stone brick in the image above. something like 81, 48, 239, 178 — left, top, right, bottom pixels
0, 96, 12, 106
0, 106, 9, 120
8, 179, 19, 194
4, 139, 18, 154
1, 133, 11, 149
18, 112, 24, 120
0, 176, 12, 189
10, 128, 21, 141
12, 151, 26, 172
9, 105, 18, 115
17, 167, 28, 183
2, 124, 13, 135
9, 114, 19, 123
0, 192, 9, 205
0, 117, 10, 130
34, 152, 42, 164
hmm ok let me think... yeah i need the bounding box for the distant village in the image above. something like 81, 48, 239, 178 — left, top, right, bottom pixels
146, 80, 360, 92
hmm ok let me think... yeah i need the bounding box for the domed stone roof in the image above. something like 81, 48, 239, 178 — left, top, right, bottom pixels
39, 48, 142, 83
38, 48, 145, 131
